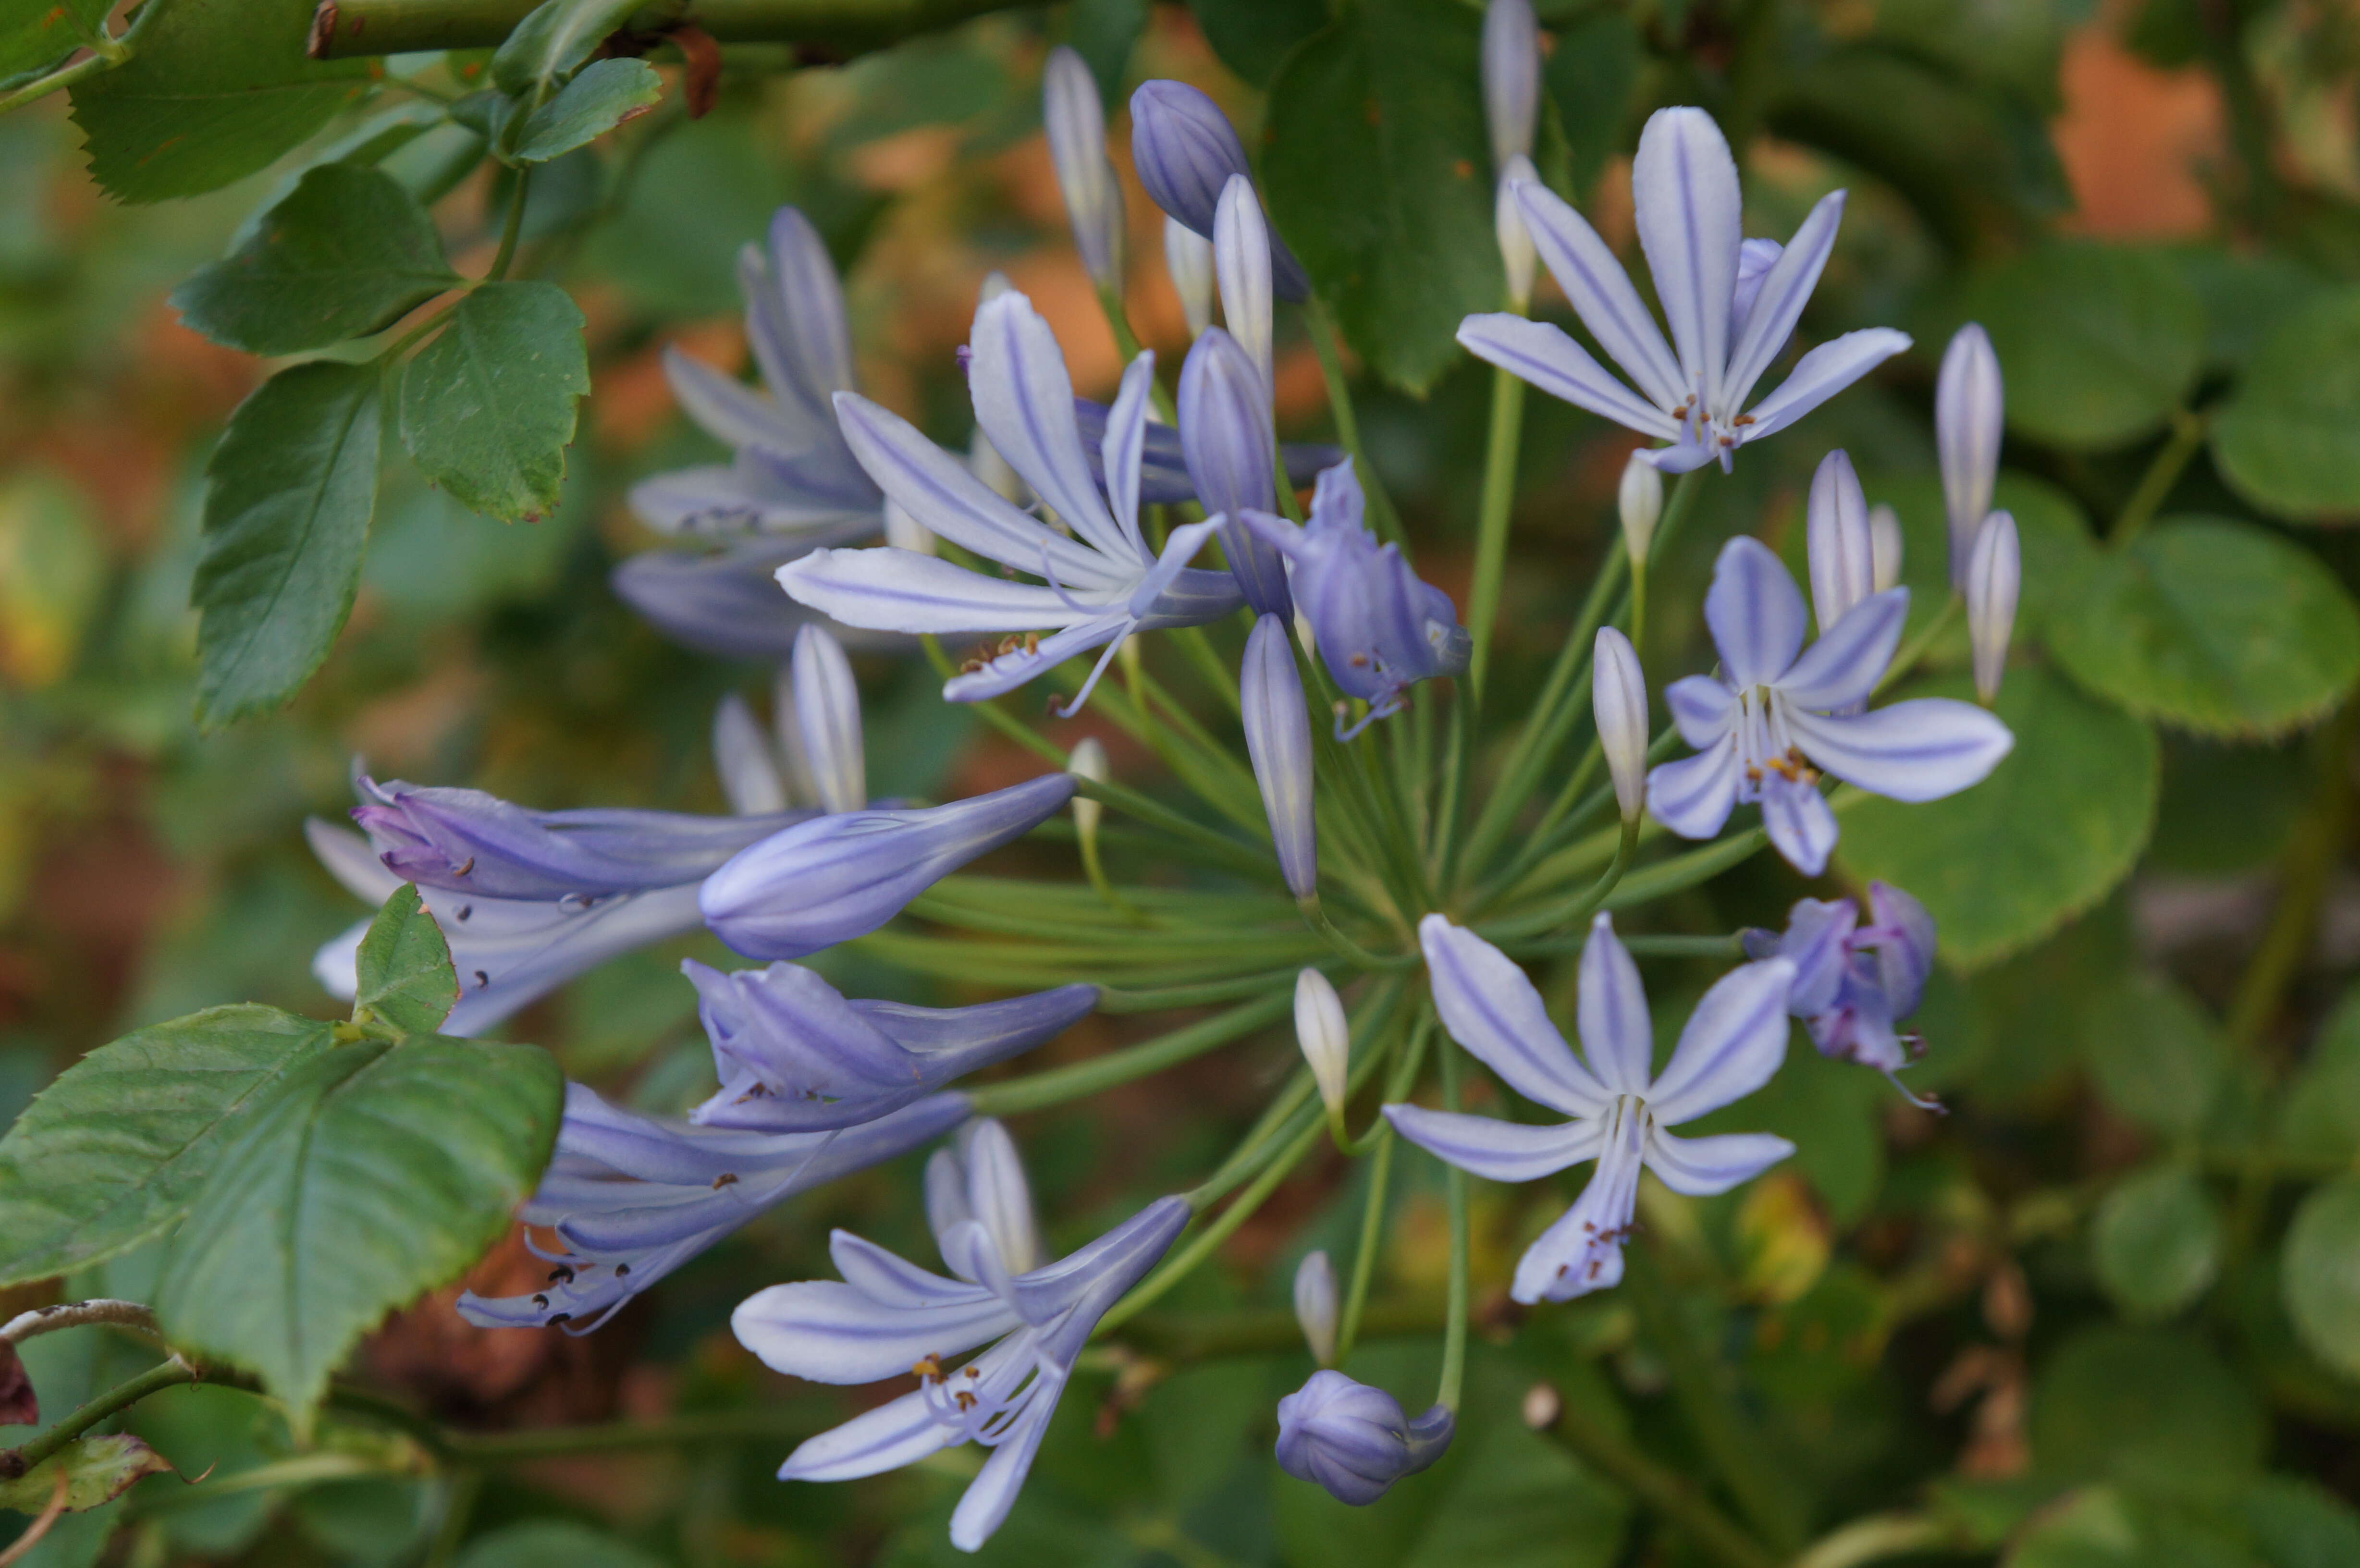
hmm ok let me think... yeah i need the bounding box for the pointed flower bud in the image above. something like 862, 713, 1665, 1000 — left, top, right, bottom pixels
1937, 322, 2003, 587
1481, 0, 1540, 169
1618, 450, 1662, 569
1068, 735, 1107, 843
1164, 216, 1216, 338
790, 625, 865, 815
1129, 79, 1310, 299
1868, 502, 1903, 592
713, 694, 788, 816
1275, 1371, 1454, 1506
701, 773, 1075, 959
1214, 175, 1274, 384
1495, 155, 1538, 311
1242, 614, 1317, 899
1043, 47, 1124, 293
1294, 1250, 1339, 1365
1593, 627, 1648, 823
1295, 967, 1349, 1117
1180, 326, 1292, 618
1967, 510, 2019, 704
1806, 449, 1874, 633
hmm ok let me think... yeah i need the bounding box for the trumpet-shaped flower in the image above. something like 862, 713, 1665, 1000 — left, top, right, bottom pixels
683, 958, 1095, 1131
1246, 461, 1467, 733
1275, 1371, 1454, 1505
735, 1120, 1188, 1552
1743, 882, 1936, 1093
457, 1083, 966, 1332
778, 292, 1242, 708
1386, 915, 1796, 1302
1459, 108, 1911, 473
1645, 537, 2014, 876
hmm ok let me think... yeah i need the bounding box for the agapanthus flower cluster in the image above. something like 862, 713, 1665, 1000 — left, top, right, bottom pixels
299, 19, 2034, 1550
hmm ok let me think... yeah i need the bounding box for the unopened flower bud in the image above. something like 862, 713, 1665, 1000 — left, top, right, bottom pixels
1293, 1250, 1339, 1365
1242, 614, 1317, 898
1213, 175, 1273, 384
790, 625, 865, 815
1868, 502, 1903, 592
1275, 1372, 1454, 1506
1618, 450, 1661, 570
1042, 48, 1123, 294
1068, 735, 1106, 843
1130, 80, 1309, 298
1481, 0, 1540, 171
1495, 157, 1537, 311
1593, 626, 1647, 823
1967, 510, 2019, 704
1806, 449, 1874, 632
1164, 216, 1215, 339
1937, 322, 2003, 587
713, 692, 787, 815
1295, 967, 1349, 1117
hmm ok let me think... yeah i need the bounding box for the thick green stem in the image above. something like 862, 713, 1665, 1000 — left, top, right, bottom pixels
1303, 298, 1404, 545
2110, 408, 2207, 550
1466, 365, 1528, 700
1535, 1400, 1777, 1568
3, 1359, 196, 1477
966, 990, 1295, 1117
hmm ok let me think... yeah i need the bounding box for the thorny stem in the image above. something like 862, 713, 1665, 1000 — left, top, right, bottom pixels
2110, 407, 2208, 550
1303, 297, 1405, 546
1534, 1398, 1778, 1568
1466, 364, 1529, 701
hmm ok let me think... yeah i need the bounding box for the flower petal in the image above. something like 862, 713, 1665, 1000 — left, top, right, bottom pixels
748, 207, 859, 430
1758, 773, 1837, 876
1631, 108, 1740, 413
777, 1386, 960, 1482
1508, 181, 1686, 410
1576, 913, 1654, 1094
1705, 536, 1807, 688
1513, 1106, 1645, 1303
940, 614, 1131, 703
1099, 353, 1155, 559
732, 1277, 1022, 1385
1720, 189, 1844, 416
713, 694, 787, 815
1645, 744, 1738, 841
1776, 588, 1906, 712
968, 293, 1130, 560
1738, 328, 1913, 442
1418, 915, 1611, 1117
778, 547, 1098, 636
1645, 957, 1795, 1125
1784, 698, 2015, 803
949, 1363, 1066, 1551
1643, 1127, 1794, 1195
662, 345, 793, 453
1382, 1103, 1602, 1183
829, 1231, 997, 1309
1663, 674, 1737, 748
1456, 314, 1682, 440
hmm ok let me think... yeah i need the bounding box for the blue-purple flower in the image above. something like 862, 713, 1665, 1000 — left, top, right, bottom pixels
612, 540, 882, 665
457, 1083, 967, 1332
1042, 47, 1123, 294
1386, 914, 1796, 1303
1242, 613, 1318, 899
1275, 1370, 1454, 1505
1246, 461, 1468, 734
1743, 882, 1937, 1094
778, 292, 1241, 708
734, 1120, 1188, 1552
1937, 322, 2004, 586
1458, 108, 1910, 473
1645, 537, 2014, 876
683, 958, 1095, 1132
1129, 79, 1310, 300
1180, 323, 1292, 618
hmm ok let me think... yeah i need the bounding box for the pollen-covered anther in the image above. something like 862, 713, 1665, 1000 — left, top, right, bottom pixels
711, 1172, 739, 1190
912, 1354, 943, 1382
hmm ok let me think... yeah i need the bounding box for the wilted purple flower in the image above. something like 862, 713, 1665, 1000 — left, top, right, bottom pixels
1743, 882, 1936, 1096
683, 957, 1095, 1131
1967, 511, 2019, 704
1459, 108, 1911, 473
702, 772, 1076, 960
1246, 461, 1468, 735
735, 1120, 1188, 1552
1645, 537, 2014, 876
456, 1084, 966, 1332
1387, 915, 1796, 1302
1129, 80, 1310, 299
1242, 613, 1318, 899
1806, 450, 1874, 634
630, 206, 882, 539
1043, 48, 1124, 294
1180, 325, 1293, 618
779, 293, 1241, 709
1276, 1371, 1454, 1505
1937, 322, 2004, 586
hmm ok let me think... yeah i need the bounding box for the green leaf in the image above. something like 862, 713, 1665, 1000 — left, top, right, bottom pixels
2280, 985, 2360, 1164
0, 1436, 173, 1514
2081, 974, 2224, 1141
2028, 1326, 2265, 1491
192, 359, 383, 729
1067, 0, 1150, 104
2002, 1489, 2144, 1568
2092, 1163, 2219, 1322
152, 1034, 561, 1433
1264, 0, 1501, 394
66, 0, 369, 204
453, 1521, 669, 1568
1838, 666, 2160, 970
1186, 0, 1328, 89
0, 0, 108, 79
351, 885, 455, 1036
2211, 285, 2360, 522
0, 1005, 333, 1288
170, 166, 458, 355
1542, 12, 1641, 202
1857, 469, 2099, 650
490, 0, 643, 95
2046, 517, 2360, 740
1956, 243, 2205, 449
2283, 1176, 2360, 1382
510, 57, 661, 164
2149, 736, 2308, 876
398, 282, 587, 522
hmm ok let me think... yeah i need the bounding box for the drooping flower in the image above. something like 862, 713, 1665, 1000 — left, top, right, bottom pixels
1937, 322, 2004, 586
1042, 47, 1124, 294
1275, 1371, 1454, 1505
682, 957, 1095, 1132
734, 1120, 1189, 1552
1386, 914, 1797, 1302
456, 1083, 967, 1332
701, 773, 1076, 960
1129, 79, 1310, 299
1242, 613, 1318, 898
1645, 537, 2014, 877
1966, 511, 2019, 704
778, 292, 1241, 709
1742, 881, 1937, 1097
1459, 108, 1911, 473
1246, 461, 1468, 735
